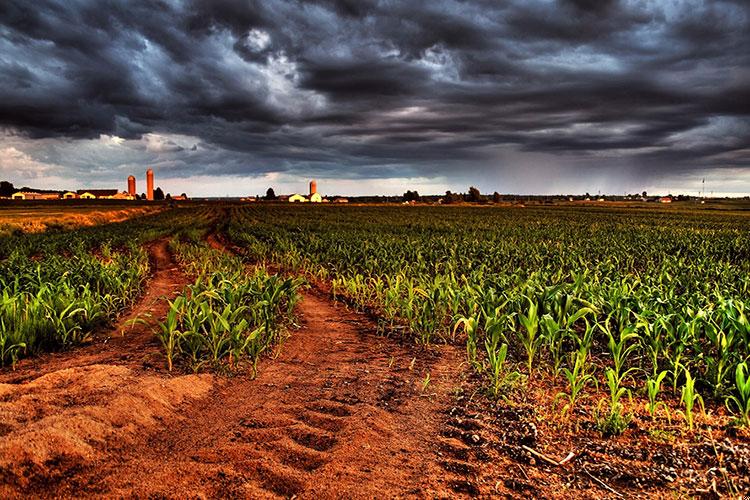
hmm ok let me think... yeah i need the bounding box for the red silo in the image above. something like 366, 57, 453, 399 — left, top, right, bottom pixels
127, 175, 136, 196
309, 179, 317, 195
146, 169, 154, 201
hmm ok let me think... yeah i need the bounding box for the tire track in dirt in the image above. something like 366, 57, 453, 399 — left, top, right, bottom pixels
74, 289, 466, 498
73, 235, 468, 498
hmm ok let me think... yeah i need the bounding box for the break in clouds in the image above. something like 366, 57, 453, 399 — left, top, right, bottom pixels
0, 0, 748, 196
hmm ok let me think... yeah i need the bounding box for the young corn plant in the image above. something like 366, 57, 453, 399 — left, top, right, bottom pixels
557, 346, 596, 419
600, 319, 640, 384
484, 320, 524, 399
0, 317, 26, 368
540, 314, 564, 374
455, 315, 480, 371
517, 297, 542, 377
595, 368, 632, 436
645, 370, 670, 421
703, 318, 736, 399
538, 299, 596, 377
679, 368, 704, 432
726, 362, 750, 427
485, 341, 509, 398
421, 373, 431, 392
155, 296, 185, 372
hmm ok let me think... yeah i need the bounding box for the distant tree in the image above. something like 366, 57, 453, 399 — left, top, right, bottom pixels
265, 187, 277, 200
0, 181, 15, 197
467, 186, 482, 203
180, 192, 188, 199
642, 191, 648, 198
403, 190, 420, 202
165, 193, 172, 200
154, 187, 165, 200
492, 191, 501, 203
141, 192, 147, 200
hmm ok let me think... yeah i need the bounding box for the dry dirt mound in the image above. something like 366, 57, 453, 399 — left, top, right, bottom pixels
0, 365, 212, 494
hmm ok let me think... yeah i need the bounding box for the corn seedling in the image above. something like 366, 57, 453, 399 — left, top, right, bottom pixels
518, 297, 542, 377
421, 373, 431, 391
679, 368, 704, 432
645, 370, 670, 421
557, 347, 596, 419
726, 362, 750, 427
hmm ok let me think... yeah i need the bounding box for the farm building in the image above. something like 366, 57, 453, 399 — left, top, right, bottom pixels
659, 196, 673, 204
63, 191, 79, 199
287, 180, 324, 202
288, 192, 323, 203
76, 189, 133, 200
12, 191, 61, 200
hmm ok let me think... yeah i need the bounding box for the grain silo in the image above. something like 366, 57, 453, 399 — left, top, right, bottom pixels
146, 169, 154, 201
127, 175, 136, 196
309, 179, 317, 196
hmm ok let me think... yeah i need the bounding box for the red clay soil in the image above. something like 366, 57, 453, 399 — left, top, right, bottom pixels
71, 291, 466, 498
0, 240, 470, 498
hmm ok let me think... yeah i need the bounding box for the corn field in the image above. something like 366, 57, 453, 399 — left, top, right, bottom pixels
226, 204, 750, 431
0, 205, 303, 375
3, 203, 749, 432
0, 207, 214, 366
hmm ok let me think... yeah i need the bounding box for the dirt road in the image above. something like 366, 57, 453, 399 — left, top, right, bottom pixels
0, 241, 468, 498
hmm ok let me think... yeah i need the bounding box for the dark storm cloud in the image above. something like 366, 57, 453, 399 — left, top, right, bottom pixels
0, 0, 748, 183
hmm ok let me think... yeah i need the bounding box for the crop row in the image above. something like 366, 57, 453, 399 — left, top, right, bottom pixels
152, 235, 303, 373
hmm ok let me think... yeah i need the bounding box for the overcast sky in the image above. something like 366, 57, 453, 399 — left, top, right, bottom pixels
1, 0, 748, 197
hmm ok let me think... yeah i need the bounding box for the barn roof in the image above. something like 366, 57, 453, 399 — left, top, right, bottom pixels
77, 189, 118, 196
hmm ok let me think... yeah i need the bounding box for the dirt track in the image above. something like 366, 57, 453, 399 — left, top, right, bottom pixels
0, 240, 468, 498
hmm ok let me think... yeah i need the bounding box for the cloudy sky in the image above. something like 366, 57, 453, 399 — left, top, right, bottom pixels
1, 0, 748, 197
